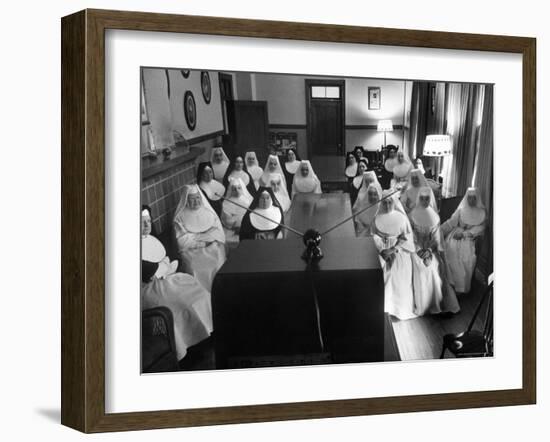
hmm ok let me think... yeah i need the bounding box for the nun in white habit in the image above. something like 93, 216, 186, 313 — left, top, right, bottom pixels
353, 184, 381, 237
260, 154, 287, 189
409, 188, 460, 315
400, 169, 437, 213
244, 151, 264, 190
292, 160, 322, 197
239, 187, 285, 240
220, 177, 253, 249
173, 184, 227, 292
268, 172, 291, 213
353, 171, 383, 211
210, 146, 230, 182
372, 190, 417, 320
441, 187, 487, 293
391, 151, 413, 189
141, 206, 212, 360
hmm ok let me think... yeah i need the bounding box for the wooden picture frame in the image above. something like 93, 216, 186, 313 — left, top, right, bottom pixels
368, 86, 381, 110
61, 9, 536, 433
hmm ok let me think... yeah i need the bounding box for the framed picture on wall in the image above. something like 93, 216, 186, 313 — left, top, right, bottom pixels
368, 86, 381, 109
61, 9, 536, 433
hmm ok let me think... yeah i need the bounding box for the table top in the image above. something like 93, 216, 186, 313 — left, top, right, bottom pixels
285, 193, 355, 239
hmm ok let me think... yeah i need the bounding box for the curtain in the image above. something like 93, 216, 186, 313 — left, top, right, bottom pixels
473, 85, 494, 279
440, 83, 484, 197
407, 82, 429, 159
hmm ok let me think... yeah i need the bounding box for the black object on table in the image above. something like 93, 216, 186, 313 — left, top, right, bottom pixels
212, 192, 384, 369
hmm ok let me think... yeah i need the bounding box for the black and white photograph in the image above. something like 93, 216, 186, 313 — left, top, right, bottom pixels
140, 67, 494, 373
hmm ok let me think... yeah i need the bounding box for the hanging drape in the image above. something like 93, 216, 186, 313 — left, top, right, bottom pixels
440, 83, 484, 197
407, 82, 429, 159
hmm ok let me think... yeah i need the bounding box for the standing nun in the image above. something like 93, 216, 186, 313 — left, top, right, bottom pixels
441, 187, 486, 293
409, 187, 460, 315
292, 160, 322, 197
353, 184, 382, 237
282, 148, 301, 196
222, 155, 256, 197
220, 177, 253, 249
196, 162, 225, 217
400, 169, 437, 213
173, 184, 227, 292
141, 205, 213, 361
239, 187, 285, 240
260, 154, 287, 189
210, 146, 230, 182
268, 173, 292, 213
350, 158, 369, 206
244, 151, 264, 190
381, 145, 398, 189
372, 190, 417, 320
391, 151, 414, 189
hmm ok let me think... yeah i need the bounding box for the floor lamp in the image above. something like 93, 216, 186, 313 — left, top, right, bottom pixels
423, 134, 452, 182
377, 119, 394, 148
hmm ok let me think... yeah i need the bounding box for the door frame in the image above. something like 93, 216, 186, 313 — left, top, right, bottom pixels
305, 79, 346, 158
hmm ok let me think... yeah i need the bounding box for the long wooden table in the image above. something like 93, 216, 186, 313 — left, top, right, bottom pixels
212, 192, 385, 369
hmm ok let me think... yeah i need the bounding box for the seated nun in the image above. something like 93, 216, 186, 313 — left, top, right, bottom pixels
391, 151, 413, 189
344, 152, 358, 187
222, 155, 257, 197
349, 158, 369, 206
210, 146, 230, 182
381, 145, 398, 189
400, 169, 438, 213
244, 151, 264, 190
220, 177, 253, 249
372, 190, 417, 320
260, 154, 287, 189
196, 162, 225, 217
409, 188, 460, 316
353, 184, 381, 237
441, 187, 487, 293
173, 184, 227, 292
268, 172, 291, 213
239, 187, 285, 240
292, 160, 322, 197
353, 146, 365, 161
282, 148, 301, 196
141, 206, 213, 361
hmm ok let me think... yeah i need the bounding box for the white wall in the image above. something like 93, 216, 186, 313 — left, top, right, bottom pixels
2, 1, 547, 442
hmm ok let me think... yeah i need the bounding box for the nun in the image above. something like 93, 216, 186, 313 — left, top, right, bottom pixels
244, 151, 264, 190
141, 206, 213, 360
196, 162, 225, 217
441, 187, 487, 293
260, 154, 287, 189
409, 188, 460, 315
220, 177, 253, 249
391, 151, 413, 189
381, 145, 398, 189
282, 148, 301, 196
349, 158, 369, 206
239, 187, 285, 240
292, 160, 322, 197
173, 184, 227, 292
353, 146, 365, 161
400, 169, 437, 213
372, 190, 417, 320
344, 152, 358, 186
268, 173, 291, 213
210, 146, 230, 182
353, 184, 381, 237
222, 155, 256, 197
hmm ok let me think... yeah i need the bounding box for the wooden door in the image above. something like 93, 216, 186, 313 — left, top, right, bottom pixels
306, 80, 345, 157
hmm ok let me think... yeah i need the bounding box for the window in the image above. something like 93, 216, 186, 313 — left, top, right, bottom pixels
311, 86, 340, 99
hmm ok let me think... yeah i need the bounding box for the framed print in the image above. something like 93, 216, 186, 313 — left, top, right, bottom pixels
368, 86, 381, 109
61, 9, 536, 433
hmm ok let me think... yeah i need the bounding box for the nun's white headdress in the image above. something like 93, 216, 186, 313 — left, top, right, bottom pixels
410, 186, 440, 228
198, 163, 225, 201
456, 187, 486, 225
393, 150, 413, 179
355, 184, 382, 227
404, 169, 437, 211
261, 155, 287, 188
374, 189, 412, 237
250, 189, 283, 231
210, 147, 230, 180
244, 151, 263, 182
222, 177, 253, 218
173, 184, 222, 236
268, 173, 291, 212
293, 160, 321, 193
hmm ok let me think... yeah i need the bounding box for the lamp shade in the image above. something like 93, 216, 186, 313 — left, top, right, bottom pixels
377, 119, 393, 132
423, 134, 452, 156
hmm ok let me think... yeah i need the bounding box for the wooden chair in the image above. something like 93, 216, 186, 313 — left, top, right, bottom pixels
142, 306, 179, 373
440, 281, 494, 359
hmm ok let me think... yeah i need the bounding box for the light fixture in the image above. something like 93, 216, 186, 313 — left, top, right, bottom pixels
377, 119, 393, 147
423, 134, 452, 180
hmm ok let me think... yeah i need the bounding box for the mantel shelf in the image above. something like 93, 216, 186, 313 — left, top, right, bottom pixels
142, 146, 204, 180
